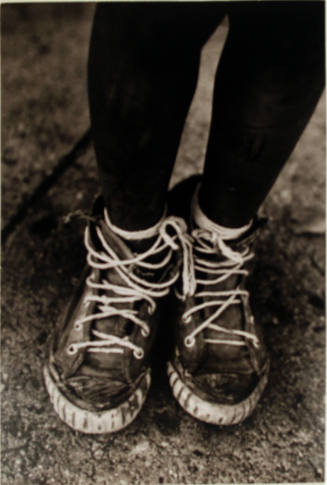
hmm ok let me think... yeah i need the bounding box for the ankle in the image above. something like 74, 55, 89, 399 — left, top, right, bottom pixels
104, 207, 167, 252
191, 184, 253, 240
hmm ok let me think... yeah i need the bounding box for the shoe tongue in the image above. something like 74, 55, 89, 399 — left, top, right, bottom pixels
190, 218, 260, 371
97, 218, 134, 260
123, 234, 167, 283
194, 238, 246, 352
90, 219, 163, 341
196, 269, 250, 371
91, 219, 136, 339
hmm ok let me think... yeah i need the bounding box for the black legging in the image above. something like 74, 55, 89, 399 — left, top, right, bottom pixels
88, 2, 325, 230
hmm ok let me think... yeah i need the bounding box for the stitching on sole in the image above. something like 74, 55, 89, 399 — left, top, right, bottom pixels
43, 366, 151, 434
167, 361, 269, 426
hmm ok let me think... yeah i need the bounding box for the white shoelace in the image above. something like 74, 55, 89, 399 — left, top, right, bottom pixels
67, 216, 192, 359
181, 228, 260, 349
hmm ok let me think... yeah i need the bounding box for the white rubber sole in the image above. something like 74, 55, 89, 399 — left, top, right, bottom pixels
167, 361, 269, 426
44, 366, 151, 434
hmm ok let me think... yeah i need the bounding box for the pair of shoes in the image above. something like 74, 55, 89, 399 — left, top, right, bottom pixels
44, 179, 269, 434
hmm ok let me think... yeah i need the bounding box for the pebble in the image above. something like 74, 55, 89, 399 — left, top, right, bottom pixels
129, 440, 150, 457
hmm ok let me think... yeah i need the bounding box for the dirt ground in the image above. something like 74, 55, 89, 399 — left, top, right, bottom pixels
1, 4, 325, 484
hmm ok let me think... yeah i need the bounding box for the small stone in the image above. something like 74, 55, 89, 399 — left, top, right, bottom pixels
93, 447, 104, 460
129, 440, 150, 456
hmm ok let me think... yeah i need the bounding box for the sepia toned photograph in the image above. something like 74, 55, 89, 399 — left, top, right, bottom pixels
1, 1, 325, 483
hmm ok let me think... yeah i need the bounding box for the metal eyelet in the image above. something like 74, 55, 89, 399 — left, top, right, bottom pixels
184, 336, 195, 348
133, 348, 144, 360
83, 297, 90, 307
67, 344, 77, 355
74, 321, 82, 331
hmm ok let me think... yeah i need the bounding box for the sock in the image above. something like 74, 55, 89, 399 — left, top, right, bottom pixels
104, 207, 167, 252
191, 184, 253, 240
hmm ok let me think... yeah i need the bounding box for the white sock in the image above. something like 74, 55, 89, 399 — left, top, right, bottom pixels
104, 207, 167, 241
191, 184, 253, 240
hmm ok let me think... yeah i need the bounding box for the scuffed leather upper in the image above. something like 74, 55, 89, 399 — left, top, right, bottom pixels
49, 213, 179, 411
173, 220, 269, 405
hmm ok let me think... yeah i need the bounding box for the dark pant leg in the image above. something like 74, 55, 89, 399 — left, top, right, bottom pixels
88, 3, 227, 230
199, 1, 325, 227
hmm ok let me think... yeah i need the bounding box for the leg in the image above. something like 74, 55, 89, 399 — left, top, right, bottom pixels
45, 3, 230, 434
168, 2, 325, 426
199, 1, 325, 227
88, 3, 226, 231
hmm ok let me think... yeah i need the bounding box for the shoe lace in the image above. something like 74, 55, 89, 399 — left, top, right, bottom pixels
181, 228, 260, 349
67, 215, 193, 360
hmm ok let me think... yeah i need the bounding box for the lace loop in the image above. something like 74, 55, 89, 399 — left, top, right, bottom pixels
181, 228, 259, 349
68, 215, 189, 359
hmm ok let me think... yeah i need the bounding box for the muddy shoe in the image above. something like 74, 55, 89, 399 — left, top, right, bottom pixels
44, 200, 188, 434
168, 186, 269, 426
